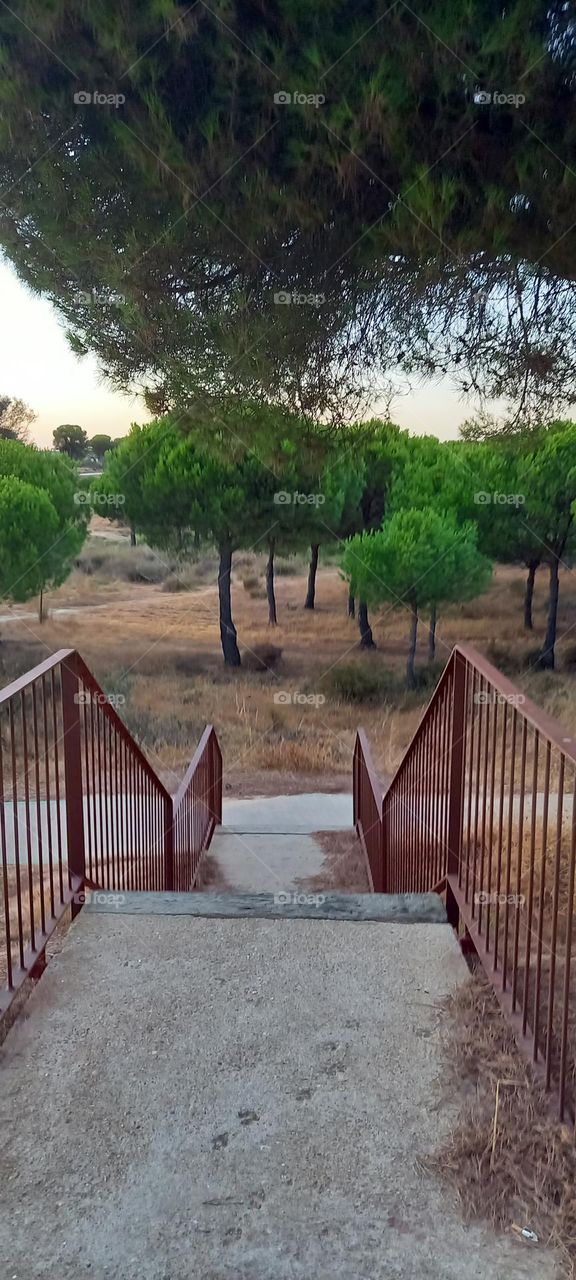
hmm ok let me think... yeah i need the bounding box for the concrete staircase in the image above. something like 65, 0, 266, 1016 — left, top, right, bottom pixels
0, 792, 557, 1278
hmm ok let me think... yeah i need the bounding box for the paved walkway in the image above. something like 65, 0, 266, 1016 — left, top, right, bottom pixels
0, 901, 556, 1279
211, 793, 353, 893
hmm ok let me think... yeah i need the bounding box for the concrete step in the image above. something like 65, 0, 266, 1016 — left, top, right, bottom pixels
85, 889, 447, 923
0, 906, 555, 1278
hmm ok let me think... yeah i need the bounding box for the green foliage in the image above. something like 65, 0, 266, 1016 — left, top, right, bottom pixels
1, 4, 574, 414
0, 476, 58, 602
343, 508, 491, 613
322, 663, 392, 705
0, 441, 88, 598
89, 434, 114, 461
53, 424, 88, 459
343, 507, 491, 683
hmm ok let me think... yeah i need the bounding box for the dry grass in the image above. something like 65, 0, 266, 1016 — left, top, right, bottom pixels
4, 558, 576, 793
297, 829, 370, 894
426, 973, 576, 1277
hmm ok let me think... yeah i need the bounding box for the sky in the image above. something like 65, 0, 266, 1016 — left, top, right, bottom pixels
0, 256, 473, 446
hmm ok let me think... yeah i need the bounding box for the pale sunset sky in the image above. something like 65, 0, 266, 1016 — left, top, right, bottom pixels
0, 256, 472, 445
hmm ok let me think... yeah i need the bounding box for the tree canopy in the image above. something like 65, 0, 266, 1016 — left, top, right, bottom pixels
2, 2, 576, 416
53, 424, 88, 459
0, 441, 88, 603
0, 396, 36, 443
342, 507, 492, 684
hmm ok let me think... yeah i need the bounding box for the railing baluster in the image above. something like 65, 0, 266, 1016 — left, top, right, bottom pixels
0, 730, 13, 990
545, 756, 565, 1090
533, 741, 551, 1063
559, 777, 576, 1121
511, 718, 528, 1011
522, 732, 540, 1038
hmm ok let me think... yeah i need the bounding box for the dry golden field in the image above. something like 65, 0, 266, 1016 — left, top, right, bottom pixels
2, 538, 576, 794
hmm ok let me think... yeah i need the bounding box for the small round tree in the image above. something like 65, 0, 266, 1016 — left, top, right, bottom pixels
342, 509, 492, 686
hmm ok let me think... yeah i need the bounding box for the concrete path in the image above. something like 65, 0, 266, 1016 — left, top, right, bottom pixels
211, 792, 354, 893
0, 906, 555, 1279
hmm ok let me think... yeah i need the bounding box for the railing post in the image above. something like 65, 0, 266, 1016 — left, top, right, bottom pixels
164, 796, 174, 891
352, 734, 359, 827
381, 797, 388, 894
212, 734, 222, 824
446, 650, 466, 928
61, 653, 86, 919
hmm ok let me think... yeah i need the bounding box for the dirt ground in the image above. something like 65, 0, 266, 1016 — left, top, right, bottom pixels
2, 541, 576, 793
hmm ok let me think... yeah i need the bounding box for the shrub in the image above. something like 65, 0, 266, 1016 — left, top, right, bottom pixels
275, 558, 299, 576
242, 644, 283, 671
162, 573, 189, 593
76, 541, 171, 584
323, 663, 395, 704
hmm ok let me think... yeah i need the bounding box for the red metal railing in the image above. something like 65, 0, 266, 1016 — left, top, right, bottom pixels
0, 649, 221, 1015
353, 729, 383, 892
354, 644, 576, 1119
172, 725, 222, 891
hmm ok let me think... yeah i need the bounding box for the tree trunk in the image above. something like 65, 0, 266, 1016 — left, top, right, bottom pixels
539, 557, 559, 670
524, 559, 538, 630
358, 600, 376, 649
304, 543, 319, 609
130, 523, 136, 547
38, 587, 44, 625
266, 538, 277, 626
218, 541, 241, 666
427, 603, 436, 662
407, 605, 418, 688
348, 591, 355, 619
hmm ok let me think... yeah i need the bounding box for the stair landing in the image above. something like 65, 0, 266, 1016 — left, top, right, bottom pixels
211, 792, 353, 892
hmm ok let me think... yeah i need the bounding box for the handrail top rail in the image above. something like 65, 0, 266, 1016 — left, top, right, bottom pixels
173, 723, 219, 811
0, 646, 172, 800
355, 728, 385, 807
383, 642, 576, 801
454, 643, 576, 766
73, 653, 172, 799
0, 647, 75, 705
